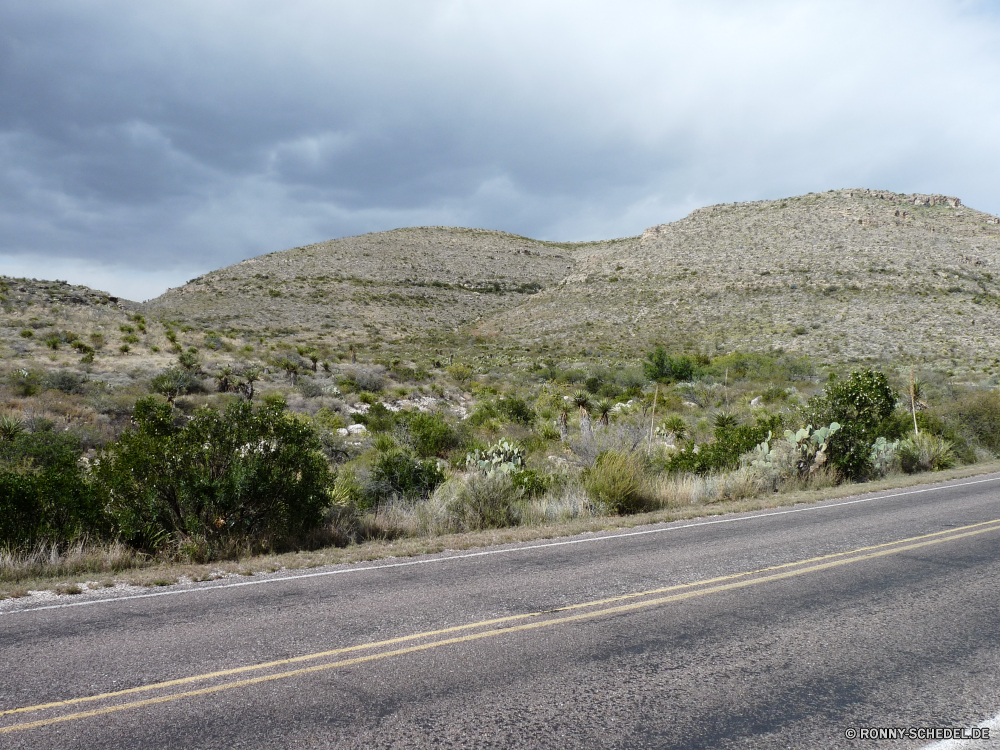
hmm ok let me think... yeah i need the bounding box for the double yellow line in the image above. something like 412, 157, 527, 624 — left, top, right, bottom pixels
4, 518, 1000, 734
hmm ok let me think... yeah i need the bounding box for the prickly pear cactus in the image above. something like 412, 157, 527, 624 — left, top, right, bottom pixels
466, 439, 525, 477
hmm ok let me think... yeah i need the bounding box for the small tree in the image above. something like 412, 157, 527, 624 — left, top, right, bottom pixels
806, 369, 898, 479
643, 347, 695, 383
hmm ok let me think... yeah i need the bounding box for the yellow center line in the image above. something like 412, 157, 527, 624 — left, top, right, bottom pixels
3, 518, 1000, 734
5, 518, 992, 720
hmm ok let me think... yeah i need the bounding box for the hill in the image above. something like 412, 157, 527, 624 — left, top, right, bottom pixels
138, 188, 1000, 374
482, 189, 1000, 371
141, 227, 621, 354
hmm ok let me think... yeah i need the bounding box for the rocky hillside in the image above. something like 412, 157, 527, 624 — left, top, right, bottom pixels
480, 189, 1000, 371
7, 187, 987, 375
141, 227, 624, 351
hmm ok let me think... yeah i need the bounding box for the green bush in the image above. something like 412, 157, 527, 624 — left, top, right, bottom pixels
0, 430, 106, 548
643, 347, 696, 383
404, 412, 459, 457
8, 369, 42, 397
948, 390, 1000, 453
665, 414, 782, 475
806, 369, 898, 479
706, 351, 814, 381
445, 473, 523, 531
583, 450, 650, 514
367, 451, 444, 505
356, 402, 396, 433
93, 397, 332, 554
497, 397, 536, 425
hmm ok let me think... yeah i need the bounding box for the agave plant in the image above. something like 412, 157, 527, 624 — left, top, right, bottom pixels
658, 415, 688, 441
595, 398, 615, 427
0, 414, 24, 443
572, 391, 591, 415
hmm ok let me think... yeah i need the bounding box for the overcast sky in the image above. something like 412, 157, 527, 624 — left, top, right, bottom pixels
2, 1, 999, 300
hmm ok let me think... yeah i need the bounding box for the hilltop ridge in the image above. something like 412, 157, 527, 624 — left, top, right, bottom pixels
5, 188, 999, 375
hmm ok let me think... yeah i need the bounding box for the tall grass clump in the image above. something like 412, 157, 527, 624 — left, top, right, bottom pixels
898, 433, 954, 473
441, 473, 525, 531
583, 450, 651, 514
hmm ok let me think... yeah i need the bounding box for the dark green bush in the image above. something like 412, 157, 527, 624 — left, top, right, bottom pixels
511, 468, 550, 498
497, 397, 535, 425
665, 414, 782, 475
355, 402, 396, 433
806, 369, 898, 479
93, 397, 332, 554
367, 451, 444, 505
403, 412, 459, 457
0, 430, 106, 548
643, 347, 696, 383
44, 370, 87, 395
8, 369, 42, 397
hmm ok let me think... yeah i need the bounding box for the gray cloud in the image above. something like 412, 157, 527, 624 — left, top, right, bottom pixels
2, 0, 1000, 300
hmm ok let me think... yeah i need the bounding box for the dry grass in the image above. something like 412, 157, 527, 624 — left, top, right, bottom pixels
5, 460, 998, 599
0, 539, 151, 584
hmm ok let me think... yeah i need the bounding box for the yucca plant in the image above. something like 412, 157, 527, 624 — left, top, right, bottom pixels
0, 415, 25, 443
898, 433, 954, 473
595, 398, 614, 427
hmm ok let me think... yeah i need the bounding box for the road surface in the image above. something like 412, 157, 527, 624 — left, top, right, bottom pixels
3, 474, 1000, 748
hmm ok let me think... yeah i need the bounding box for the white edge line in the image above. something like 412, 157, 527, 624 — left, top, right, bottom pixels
920, 709, 1000, 749
6, 474, 1000, 616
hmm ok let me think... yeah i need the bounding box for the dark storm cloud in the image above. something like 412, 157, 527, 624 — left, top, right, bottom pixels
1, 1, 999, 299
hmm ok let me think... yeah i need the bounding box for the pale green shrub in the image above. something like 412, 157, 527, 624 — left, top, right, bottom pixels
898, 433, 954, 473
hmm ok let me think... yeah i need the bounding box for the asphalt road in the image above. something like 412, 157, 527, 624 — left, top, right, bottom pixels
4, 474, 1000, 749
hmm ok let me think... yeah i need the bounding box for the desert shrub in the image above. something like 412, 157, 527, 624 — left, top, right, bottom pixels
805, 369, 898, 479
8, 369, 43, 397
344, 367, 385, 393
444, 473, 524, 531
761, 385, 789, 404
468, 400, 501, 426
512, 468, 550, 498
0, 429, 106, 548
497, 397, 535, 425
643, 347, 696, 383
314, 407, 346, 431
665, 414, 783, 475
296, 378, 325, 398
356, 402, 396, 433
403, 412, 459, 458
909, 411, 976, 464
946, 390, 1000, 453
367, 451, 444, 505
898, 433, 955, 473
93, 397, 332, 554
446, 363, 474, 384
583, 450, 650, 514
556, 368, 587, 385
615, 367, 647, 397
705, 351, 814, 382
44, 370, 87, 395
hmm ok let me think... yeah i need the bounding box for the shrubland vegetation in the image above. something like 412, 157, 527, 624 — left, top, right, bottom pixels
4, 187, 1000, 592
3, 333, 999, 591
